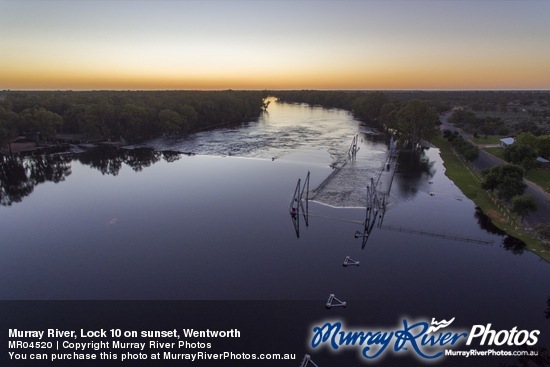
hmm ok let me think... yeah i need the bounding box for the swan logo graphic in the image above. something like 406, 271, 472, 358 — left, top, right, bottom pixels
427, 317, 455, 333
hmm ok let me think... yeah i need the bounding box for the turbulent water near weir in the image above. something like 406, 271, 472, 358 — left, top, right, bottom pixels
141, 100, 389, 207
1, 99, 549, 366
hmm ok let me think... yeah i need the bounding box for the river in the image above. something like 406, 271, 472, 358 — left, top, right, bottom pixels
0, 99, 548, 366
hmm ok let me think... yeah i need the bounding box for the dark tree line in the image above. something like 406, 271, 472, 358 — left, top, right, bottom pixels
448, 109, 512, 136
384, 90, 550, 114
0, 90, 268, 149
447, 92, 550, 137
442, 130, 479, 162
273, 90, 365, 111
273, 90, 391, 124
273, 90, 550, 131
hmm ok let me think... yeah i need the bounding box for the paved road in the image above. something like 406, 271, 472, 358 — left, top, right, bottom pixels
439, 111, 463, 136
439, 112, 550, 228
473, 149, 504, 171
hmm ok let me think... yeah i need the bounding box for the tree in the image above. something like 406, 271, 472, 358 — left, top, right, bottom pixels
481, 164, 526, 200
504, 144, 537, 171
378, 102, 398, 130
395, 100, 439, 149
0, 105, 18, 154
20, 107, 63, 142
479, 117, 500, 137
515, 132, 538, 147
458, 140, 479, 161
352, 92, 389, 123
447, 109, 478, 127
535, 135, 550, 158
83, 99, 117, 139
511, 194, 537, 222
159, 109, 186, 134
498, 175, 528, 201
34, 108, 63, 140
178, 105, 198, 131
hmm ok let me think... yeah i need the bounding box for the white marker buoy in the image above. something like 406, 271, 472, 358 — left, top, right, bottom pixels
326, 294, 347, 309
343, 256, 360, 267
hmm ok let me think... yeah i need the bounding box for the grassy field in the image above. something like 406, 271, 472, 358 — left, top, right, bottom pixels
432, 135, 550, 262
483, 146, 506, 160
470, 135, 506, 145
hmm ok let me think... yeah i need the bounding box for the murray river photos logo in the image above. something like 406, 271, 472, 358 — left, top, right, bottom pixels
309, 317, 540, 361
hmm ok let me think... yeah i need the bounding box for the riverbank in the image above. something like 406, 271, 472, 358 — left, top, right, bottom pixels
432, 134, 550, 262
0, 134, 126, 156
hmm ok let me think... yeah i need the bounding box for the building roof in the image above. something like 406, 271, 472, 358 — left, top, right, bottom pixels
500, 137, 515, 145
536, 156, 549, 163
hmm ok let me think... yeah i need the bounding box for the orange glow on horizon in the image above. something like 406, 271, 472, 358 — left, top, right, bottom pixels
2, 68, 549, 91
1, 46, 549, 91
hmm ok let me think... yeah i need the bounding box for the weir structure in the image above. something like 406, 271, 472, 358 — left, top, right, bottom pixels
289, 171, 310, 238
289, 135, 492, 245
291, 134, 397, 240
354, 136, 399, 248
348, 133, 359, 158
310, 134, 360, 199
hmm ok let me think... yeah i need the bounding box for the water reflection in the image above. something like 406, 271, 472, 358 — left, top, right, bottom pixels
0, 146, 184, 205
77, 146, 125, 175
27, 154, 72, 185
0, 156, 34, 206
123, 148, 162, 172
77, 146, 185, 175
0, 154, 72, 206
77, 146, 166, 175
474, 208, 528, 255
475, 207, 506, 235
162, 150, 183, 163
501, 236, 527, 255
354, 176, 388, 249
395, 149, 435, 199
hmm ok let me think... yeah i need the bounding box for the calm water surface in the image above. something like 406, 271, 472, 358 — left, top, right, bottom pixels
1, 100, 549, 363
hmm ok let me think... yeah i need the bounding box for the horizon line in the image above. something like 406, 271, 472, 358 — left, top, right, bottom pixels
3, 88, 550, 93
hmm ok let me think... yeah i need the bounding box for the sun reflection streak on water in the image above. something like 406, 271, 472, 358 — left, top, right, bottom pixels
143, 100, 383, 165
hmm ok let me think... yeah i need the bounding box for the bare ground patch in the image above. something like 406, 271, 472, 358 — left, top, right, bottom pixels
487, 209, 506, 224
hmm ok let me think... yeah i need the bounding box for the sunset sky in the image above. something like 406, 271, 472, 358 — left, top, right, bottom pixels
1, 0, 549, 90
